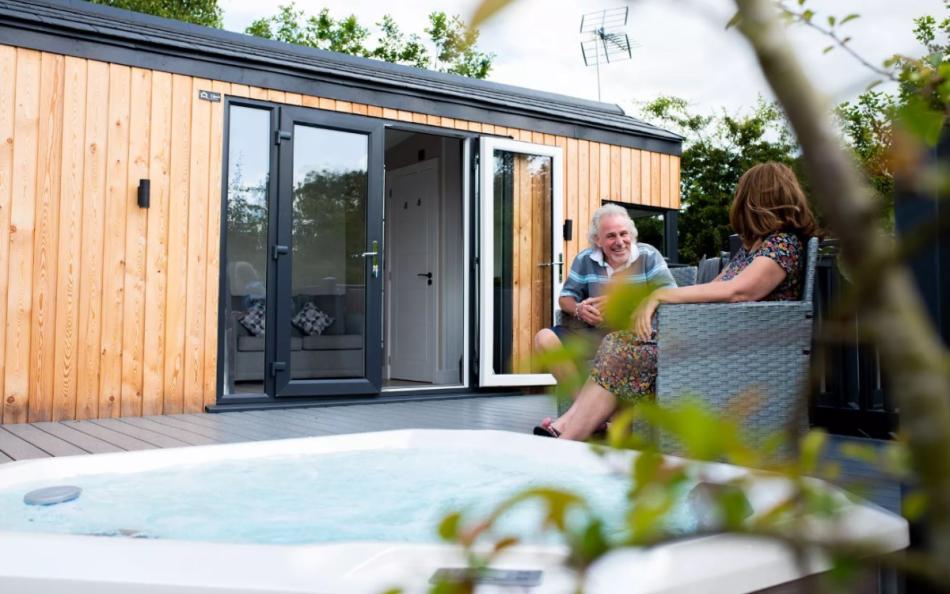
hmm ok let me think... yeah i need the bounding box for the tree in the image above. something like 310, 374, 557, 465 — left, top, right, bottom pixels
87, 0, 222, 28
639, 96, 801, 264
245, 4, 494, 79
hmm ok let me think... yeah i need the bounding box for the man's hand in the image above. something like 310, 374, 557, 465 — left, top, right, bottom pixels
577, 298, 604, 327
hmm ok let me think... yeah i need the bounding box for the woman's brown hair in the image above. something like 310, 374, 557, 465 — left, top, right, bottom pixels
729, 162, 819, 247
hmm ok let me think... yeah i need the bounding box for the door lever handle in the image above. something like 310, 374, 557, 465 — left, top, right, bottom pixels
417, 272, 432, 279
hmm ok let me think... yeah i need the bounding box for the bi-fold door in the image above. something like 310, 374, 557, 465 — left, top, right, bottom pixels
477, 137, 563, 387
222, 102, 384, 399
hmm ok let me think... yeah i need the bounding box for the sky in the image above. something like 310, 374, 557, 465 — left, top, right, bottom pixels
219, 0, 941, 121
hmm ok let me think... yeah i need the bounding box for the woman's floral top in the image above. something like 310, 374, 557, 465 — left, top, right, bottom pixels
719, 232, 805, 301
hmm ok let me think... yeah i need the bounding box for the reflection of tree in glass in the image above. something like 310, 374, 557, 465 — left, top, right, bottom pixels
227, 159, 269, 264
635, 215, 665, 256
293, 167, 367, 285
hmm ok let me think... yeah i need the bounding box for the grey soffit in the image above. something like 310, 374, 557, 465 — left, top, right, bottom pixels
0, 0, 683, 154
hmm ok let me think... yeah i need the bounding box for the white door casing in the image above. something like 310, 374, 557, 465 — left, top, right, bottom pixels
478, 138, 562, 387
387, 159, 439, 383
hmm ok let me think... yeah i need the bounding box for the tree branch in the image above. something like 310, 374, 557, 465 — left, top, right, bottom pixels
735, 0, 950, 568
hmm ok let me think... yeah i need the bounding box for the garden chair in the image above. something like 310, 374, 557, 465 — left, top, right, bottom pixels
655, 237, 819, 456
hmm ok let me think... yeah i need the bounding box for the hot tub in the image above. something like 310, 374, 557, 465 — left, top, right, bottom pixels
0, 430, 908, 593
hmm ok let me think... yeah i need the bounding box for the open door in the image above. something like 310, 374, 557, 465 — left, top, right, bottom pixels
478, 138, 563, 387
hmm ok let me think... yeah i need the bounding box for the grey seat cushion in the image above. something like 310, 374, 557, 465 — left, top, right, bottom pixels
301, 334, 362, 351
238, 336, 303, 351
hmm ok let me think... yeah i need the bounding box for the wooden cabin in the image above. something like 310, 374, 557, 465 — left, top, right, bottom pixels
0, 0, 682, 424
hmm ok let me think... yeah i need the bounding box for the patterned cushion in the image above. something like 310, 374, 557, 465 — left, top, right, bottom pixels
292, 302, 334, 336
239, 301, 265, 336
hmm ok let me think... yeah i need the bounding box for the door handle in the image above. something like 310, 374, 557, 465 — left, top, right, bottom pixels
361, 240, 380, 278
417, 272, 432, 285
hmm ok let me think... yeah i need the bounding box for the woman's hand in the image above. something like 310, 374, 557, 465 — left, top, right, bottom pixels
633, 295, 659, 342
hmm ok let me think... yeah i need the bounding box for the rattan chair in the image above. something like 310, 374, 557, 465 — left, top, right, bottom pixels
655, 237, 819, 455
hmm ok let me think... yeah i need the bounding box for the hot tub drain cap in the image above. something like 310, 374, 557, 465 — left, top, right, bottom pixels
23, 485, 81, 506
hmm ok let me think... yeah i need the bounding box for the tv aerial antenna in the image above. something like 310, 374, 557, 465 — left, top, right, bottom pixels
580, 7, 635, 102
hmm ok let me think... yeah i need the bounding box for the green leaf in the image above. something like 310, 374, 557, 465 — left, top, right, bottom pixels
725, 11, 742, 30
437, 512, 462, 541
469, 0, 513, 30
899, 96, 947, 146
827, 15, 836, 27
840, 13, 860, 26
802, 9, 815, 22
902, 491, 928, 521
822, 45, 835, 54
799, 429, 828, 474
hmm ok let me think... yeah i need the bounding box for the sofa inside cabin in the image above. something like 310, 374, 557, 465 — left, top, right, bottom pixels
227, 262, 365, 384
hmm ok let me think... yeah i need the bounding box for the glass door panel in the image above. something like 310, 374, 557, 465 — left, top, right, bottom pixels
290, 126, 367, 380
478, 138, 563, 387
223, 105, 274, 395
275, 108, 383, 397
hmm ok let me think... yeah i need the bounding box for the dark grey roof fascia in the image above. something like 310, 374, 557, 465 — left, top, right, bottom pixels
0, 0, 684, 150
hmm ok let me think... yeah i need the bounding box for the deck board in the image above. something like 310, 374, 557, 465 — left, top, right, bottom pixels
61, 420, 158, 451
0, 427, 52, 459
4, 423, 87, 456
30, 422, 124, 454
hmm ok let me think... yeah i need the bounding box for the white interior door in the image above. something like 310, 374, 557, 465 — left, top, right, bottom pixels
478, 138, 563, 387
388, 160, 439, 382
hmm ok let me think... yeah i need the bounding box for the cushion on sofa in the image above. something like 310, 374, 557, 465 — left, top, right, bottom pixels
292, 302, 334, 335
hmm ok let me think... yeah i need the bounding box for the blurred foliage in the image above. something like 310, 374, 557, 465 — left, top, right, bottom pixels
246, 4, 493, 79
87, 0, 222, 27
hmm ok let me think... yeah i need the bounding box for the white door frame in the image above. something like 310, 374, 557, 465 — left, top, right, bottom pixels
478, 137, 563, 387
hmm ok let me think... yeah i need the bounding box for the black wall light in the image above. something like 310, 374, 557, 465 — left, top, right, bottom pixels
137, 179, 150, 208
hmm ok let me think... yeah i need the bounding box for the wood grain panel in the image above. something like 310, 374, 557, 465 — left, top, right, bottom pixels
367, 105, 382, 118
599, 142, 610, 207
202, 78, 227, 408
0, 46, 15, 420
98, 63, 131, 419
183, 78, 211, 414
650, 152, 661, 207
3, 49, 40, 424
412, 112, 425, 124
248, 86, 267, 101
660, 154, 671, 209
75, 59, 108, 420
577, 140, 590, 258
119, 67, 151, 418
27, 52, 64, 423
671, 156, 681, 209
284, 92, 302, 106
588, 141, 599, 244
620, 147, 632, 204
516, 154, 530, 371
301, 95, 320, 109
640, 150, 652, 207
230, 84, 250, 97
335, 100, 352, 113
381, 107, 397, 120
265, 89, 285, 103
142, 70, 172, 417
529, 157, 542, 368
396, 110, 412, 123
352, 103, 368, 116
565, 138, 578, 266
610, 145, 621, 202
319, 97, 335, 111
630, 149, 641, 204
163, 74, 192, 415
51, 56, 86, 421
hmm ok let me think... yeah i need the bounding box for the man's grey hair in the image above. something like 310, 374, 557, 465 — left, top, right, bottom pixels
588, 203, 638, 248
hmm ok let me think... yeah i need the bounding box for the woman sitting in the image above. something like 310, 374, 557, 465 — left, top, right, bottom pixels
535, 162, 819, 440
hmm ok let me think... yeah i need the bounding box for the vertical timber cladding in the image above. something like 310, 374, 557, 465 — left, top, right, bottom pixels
0, 44, 680, 423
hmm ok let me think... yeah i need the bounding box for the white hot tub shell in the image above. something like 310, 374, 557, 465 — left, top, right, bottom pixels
0, 429, 909, 594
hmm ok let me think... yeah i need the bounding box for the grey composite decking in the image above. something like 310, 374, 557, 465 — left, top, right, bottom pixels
0, 395, 900, 514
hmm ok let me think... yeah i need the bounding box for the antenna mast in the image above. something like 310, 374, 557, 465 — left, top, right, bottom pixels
580, 7, 635, 102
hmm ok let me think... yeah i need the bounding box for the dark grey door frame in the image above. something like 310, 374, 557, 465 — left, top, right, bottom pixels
273, 106, 385, 398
